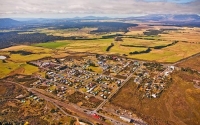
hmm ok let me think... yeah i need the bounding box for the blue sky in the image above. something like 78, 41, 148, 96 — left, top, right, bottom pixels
0, 0, 199, 18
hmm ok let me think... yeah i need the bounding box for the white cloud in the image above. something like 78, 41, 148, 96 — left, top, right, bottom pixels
0, 0, 199, 17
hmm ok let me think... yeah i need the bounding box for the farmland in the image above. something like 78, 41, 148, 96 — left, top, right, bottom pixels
33, 41, 70, 49
128, 42, 200, 62
29, 26, 200, 63
0, 26, 200, 79
1, 18, 200, 125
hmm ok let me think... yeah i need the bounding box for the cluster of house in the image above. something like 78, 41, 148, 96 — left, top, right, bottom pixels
133, 64, 175, 98
30, 54, 173, 101
30, 55, 140, 100
15, 93, 43, 104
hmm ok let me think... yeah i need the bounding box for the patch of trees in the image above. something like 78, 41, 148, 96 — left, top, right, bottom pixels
101, 34, 123, 39
143, 62, 164, 71
143, 30, 164, 36
181, 67, 200, 75
0, 32, 72, 49
153, 41, 179, 49
106, 43, 114, 52
143, 29, 178, 36
129, 48, 151, 55
122, 40, 179, 50
121, 45, 147, 48
54, 22, 138, 33
9, 50, 33, 55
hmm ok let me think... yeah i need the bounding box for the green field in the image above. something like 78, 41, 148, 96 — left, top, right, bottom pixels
33, 41, 70, 49
9, 53, 51, 62
0, 60, 22, 78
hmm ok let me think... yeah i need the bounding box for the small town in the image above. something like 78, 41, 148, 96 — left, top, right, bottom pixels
25, 54, 175, 124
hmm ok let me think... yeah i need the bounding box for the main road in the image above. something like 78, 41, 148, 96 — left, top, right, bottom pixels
3, 80, 109, 125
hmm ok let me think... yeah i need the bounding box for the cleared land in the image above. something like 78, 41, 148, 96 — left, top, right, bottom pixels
110, 72, 200, 125
176, 54, 200, 71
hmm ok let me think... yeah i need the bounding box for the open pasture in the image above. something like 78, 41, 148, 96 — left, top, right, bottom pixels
109, 42, 147, 55
0, 60, 21, 78
128, 42, 200, 62
33, 41, 70, 49
30, 28, 98, 38
60, 39, 113, 53
121, 38, 173, 47
159, 27, 200, 43
1, 45, 53, 53
8, 53, 51, 63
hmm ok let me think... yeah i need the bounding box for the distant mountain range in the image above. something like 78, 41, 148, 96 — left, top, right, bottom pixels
0, 14, 200, 29
129, 14, 200, 22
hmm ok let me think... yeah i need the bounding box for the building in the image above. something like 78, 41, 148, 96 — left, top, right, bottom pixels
93, 113, 100, 119
120, 116, 132, 123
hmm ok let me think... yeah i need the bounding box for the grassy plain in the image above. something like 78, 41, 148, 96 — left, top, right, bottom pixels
33, 41, 70, 49
121, 38, 172, 47
128, 42, 200, 62
60, 39, 113, 53
0, 60, 39, 79
29, 28, 99, 38
110, 72, 200, 125
0, 60, 21, 78
176, 54, 200, 71
1, 45, 53, 53
160, 27, 200, 43
9, 54, 51, 62
0, 46, 52, 78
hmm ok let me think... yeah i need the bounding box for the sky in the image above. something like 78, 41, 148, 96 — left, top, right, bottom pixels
0, 0, 199, 18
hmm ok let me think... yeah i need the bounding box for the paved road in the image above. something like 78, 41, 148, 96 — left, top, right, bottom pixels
2, 65, 140, 125
4, 80, 109, 125
94, 66, 139, 112
94, 73, 134, 112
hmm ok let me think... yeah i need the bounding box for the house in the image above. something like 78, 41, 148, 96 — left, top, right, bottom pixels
164, 71, 169, 76
120, 116, 132, 123
169, 66, 175, 71
79, 122, 87, 125
152, 94, 157, 98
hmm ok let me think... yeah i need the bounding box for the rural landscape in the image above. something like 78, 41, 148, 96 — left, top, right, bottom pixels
0, 0, 200, 125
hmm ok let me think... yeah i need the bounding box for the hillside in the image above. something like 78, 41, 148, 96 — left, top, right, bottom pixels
0, 18, 21, 28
